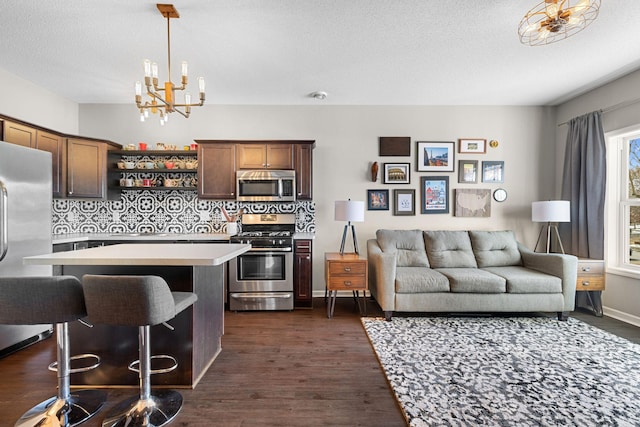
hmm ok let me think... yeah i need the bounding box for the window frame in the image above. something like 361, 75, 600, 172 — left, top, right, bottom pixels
606, 124, 640, 278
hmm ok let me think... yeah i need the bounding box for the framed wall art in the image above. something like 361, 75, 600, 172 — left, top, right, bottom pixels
482, 161, 505, 183
416, 141, 454, 172
393, 189, 415, 216
420, 176, 449, 214
379, 137, 411, 156
458, 160, 478, 183
458, 138, 487, 154
383, 163, 410, 184
367, 189, 389, 210
454, 188, 491, 217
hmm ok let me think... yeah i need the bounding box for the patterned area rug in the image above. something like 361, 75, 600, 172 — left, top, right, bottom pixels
362, 316, 640, 426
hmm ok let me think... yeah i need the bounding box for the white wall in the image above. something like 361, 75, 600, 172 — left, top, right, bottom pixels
0, 67, 79, 134
80, 103, 556, 293
556, 69, 640, 323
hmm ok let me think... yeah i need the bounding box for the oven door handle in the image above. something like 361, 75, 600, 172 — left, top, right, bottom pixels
244, 247, 292, 252
230, 292, 293, 300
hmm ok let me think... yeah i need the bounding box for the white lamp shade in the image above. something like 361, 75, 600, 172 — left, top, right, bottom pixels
531, 200, 570, 222
335, 200, 365, 222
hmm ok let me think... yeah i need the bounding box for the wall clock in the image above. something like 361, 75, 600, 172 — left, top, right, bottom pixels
493, 188, 507, 202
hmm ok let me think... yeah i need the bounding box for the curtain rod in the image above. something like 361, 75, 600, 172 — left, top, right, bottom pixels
557, 96, 640, 127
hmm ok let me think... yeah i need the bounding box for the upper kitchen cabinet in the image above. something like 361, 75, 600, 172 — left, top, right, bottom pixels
197, 141, 236, 199
67, 138, 119, 199
236, 143, 293, 170
3, 120, 36, 148
36, 131, 65, 198
294, 143, 313, 200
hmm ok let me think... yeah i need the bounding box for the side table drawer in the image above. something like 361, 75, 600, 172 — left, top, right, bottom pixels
576, 276, 605, 291
328, 262, 366, 276
328, 275, 367, 290
578, 262, 604, 275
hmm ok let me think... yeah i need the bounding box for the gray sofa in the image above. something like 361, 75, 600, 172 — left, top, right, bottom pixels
367, 230, 578, 321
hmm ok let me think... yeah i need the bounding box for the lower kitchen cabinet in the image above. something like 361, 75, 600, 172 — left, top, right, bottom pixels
294, 239, 313, 308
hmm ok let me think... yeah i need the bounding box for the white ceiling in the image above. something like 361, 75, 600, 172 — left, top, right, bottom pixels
2, 0, 640, 106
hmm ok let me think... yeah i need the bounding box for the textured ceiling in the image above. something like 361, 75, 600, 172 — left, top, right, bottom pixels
1, 0, 640, 106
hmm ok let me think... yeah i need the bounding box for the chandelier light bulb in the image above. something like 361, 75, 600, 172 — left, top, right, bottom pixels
151, 62, 158, 79
140, 112, 145, 122
198, 77, 205, 93
144, 60, 151, 77
135, 81, 142, 96
185, 92, 192, 104
181, 61, 188, 77
144, 109, 149, 118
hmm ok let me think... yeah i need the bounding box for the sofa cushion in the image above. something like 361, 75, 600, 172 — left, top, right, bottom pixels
469, 230, 522, 267
395, 267, 450, 293
482, 266, 562, 294
376, 229, 429, 267
436, 268, 506, 293
423, 231, 477, 268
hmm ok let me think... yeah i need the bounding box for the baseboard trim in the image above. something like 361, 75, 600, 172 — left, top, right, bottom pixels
602, 306, 640, 328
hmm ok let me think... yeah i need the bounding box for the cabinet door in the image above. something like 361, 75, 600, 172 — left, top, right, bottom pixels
294, 144, 313, 200
36, 131, 65, 197
67, 138, 106, 198
266, 144, 293, 169
199, 143, 236, 199
3, 121, 36, 148
294, 239, 313, 308
236, 144, 267, 169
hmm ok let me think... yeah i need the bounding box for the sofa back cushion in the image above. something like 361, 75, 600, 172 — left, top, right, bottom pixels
469, 230, 522, 267
376, 229, 429, 267
423, 230, 477, 268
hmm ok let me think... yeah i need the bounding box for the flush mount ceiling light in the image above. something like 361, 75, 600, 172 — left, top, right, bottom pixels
518, 0, 601, 46
135, 4, 206, 125
310, 91, 328, 100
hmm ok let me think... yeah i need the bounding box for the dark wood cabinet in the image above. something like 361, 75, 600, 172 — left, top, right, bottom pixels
36, 130, 65, 197
66, 138, 107, 198
294, 239, 313, 308
197, 142, 236, 199
3, 120, 36, 148
294, 143, 313, 200
237, 143, 293, 169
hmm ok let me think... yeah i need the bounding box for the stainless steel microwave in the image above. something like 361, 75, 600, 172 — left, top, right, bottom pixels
236, 170, 296, 202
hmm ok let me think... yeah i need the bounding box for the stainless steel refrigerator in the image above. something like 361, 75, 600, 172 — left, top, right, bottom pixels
0, 141, 53, 356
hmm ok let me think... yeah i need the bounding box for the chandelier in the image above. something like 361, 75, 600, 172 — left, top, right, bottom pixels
135, 4, 205, 124
518, 0, 601, 46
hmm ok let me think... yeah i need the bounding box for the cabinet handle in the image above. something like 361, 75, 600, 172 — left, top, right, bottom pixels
344, 267, 351, 272
344, 281, 352, 286
581, 267, 591, 272
581, 281, 590, 286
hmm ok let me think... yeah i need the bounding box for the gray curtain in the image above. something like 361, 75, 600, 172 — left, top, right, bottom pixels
559, 111, 606, 259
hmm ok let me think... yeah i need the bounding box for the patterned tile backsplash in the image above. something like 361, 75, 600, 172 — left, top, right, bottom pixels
52, 190, 315, 235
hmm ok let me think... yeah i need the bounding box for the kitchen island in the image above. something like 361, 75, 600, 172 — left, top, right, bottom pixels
24, 243, 250, 388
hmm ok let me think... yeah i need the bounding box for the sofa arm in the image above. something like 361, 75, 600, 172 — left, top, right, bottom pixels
367, 239, 397, 312
518, 243, 578, 311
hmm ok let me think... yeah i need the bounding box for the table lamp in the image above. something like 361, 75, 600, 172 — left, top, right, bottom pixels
335, 200, 365, 255
532, 200, 570, 253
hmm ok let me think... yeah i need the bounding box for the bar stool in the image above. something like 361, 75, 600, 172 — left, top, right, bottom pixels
0, 276, 106, 427
81, 275, 197, 427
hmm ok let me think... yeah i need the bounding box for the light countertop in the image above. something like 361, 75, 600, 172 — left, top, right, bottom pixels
52, 233, 233, 245
25, 243, 251, 266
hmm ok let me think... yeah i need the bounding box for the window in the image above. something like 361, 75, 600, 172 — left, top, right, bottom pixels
606, 125, 640, 276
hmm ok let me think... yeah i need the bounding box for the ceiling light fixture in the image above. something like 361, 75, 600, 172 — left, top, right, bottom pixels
135, 4, 205, 125
310, 91, 328, 100
518, 0, 601, 46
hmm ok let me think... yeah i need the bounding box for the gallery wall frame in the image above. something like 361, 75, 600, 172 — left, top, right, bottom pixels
419, 176, 449, 214
454, 188, 491, 217
393, 189, 415, 216
458, 160, 478, 183
379, 137, 411, 156
482, 160, 505, 183
367, 189, 390, 210
458, 138, 487, 154
416, 141, 455, 172
383, 163, 411, 184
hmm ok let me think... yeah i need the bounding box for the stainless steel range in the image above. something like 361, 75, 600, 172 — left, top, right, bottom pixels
228, 213, 295, 311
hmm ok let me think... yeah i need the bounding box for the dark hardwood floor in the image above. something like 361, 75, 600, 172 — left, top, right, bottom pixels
0, 298, 638, 427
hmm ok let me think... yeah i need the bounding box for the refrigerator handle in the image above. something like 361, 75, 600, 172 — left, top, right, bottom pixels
0, 180, 7, 262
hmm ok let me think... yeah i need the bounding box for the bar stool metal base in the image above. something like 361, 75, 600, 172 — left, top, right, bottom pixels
101, 390, 183, 427
16, 389, 107, 427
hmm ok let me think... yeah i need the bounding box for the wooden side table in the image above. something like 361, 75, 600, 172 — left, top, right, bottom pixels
324, 252, 368, 318
575, 258, 605, 317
